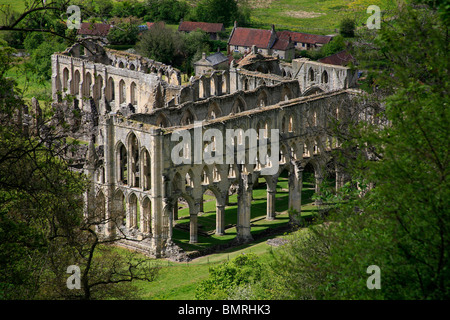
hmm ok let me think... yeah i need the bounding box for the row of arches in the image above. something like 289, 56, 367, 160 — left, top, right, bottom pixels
116, 132, 151, 190
92, 189, 152, 236
168, 155, 332, 244
198, 72, 229, 99
60, 67, 139, 108
308, 68, 329, 84
155, 86, 293, 128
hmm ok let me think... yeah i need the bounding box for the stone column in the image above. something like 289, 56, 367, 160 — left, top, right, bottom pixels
104, 116, 116, 238
190, 200, 200, 244
267, 190, 276, 220
173, 199, 178, 220
216, 204, 226, 235
150, 127, 164, 257
236, 172, 253, 243
289, 160, 304, 224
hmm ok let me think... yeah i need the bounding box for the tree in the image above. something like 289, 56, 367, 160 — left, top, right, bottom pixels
144, 0, 190, 24
193, 0, 244, 28
107, 17, 141, 45
340, 17, 356, 37
136, 23, 185, 66
195, 254, 263, 300
268, 3, 450, 300
320, 34, 345, 57
1, 5, 160, 297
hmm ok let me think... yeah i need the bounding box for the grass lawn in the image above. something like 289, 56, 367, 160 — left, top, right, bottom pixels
171, 176, 316, 252
0, 0, 26, 13
248, 0, 399, 33
133, 175, 321, 300
5, 61, 53, 110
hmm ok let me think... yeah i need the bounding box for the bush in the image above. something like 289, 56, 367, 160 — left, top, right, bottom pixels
340, 17, 356, 37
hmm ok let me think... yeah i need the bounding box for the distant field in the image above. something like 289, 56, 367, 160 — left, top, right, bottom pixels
0, 0, 26, 13
1, 0, 399, 35
247, 0, 399, 34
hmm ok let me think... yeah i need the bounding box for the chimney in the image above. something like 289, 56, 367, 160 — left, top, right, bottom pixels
234, 21, 238, 29
271, 24, 275, 33
202, 52, 206, 60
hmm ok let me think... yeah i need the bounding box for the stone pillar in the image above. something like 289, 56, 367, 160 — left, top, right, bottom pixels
104, 116, 116, 238
236, 172, 253, 243
216, 204, 226, 235
173, 199, 178, 220
190, 213, 198, 244
289, 160, 304, 224
267, 190, 276, 220
190, 200, 200, 243
150, 127, 164, 257
314, 170, 323, 206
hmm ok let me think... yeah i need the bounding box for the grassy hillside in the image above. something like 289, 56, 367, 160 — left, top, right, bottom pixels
247, 0, 399, 33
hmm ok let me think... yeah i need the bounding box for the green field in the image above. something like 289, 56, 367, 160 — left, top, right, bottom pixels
247, 0, 398, 33
132, 174, 321, 300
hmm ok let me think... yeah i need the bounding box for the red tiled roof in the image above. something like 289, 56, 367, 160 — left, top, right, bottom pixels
277, 31, 332, 45
229, 27, 273, 49
147, 21, 165, 29
77, 23, 111, 36
178, 21, 224, 33
271, 38, 292, 51
318, 50, 354, 66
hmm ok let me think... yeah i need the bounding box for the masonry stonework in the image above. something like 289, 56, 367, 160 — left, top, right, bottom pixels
51, 41, 359, 259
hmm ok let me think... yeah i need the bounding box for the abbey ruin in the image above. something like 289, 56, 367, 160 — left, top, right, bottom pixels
51, 41, 360, 259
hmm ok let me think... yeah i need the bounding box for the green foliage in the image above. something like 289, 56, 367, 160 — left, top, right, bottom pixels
339, 17, 356, 37
136, 23, 184, 66
192, 0, 249, 28
321, 34, 345, 57
144, 0, 190, 24
29, 37, 66, 81
267, 4, 450, 300
107, 17, 141, 45
195, 253, 263, 300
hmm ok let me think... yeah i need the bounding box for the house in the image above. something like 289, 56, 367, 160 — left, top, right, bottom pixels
146, 21, 165, 30
194, 52, 229, 76
318, 50, 354, 66
277, 31, 333, 50
77, 22, 112, 43
178, 21, 224, 40
227, 23, 295, 60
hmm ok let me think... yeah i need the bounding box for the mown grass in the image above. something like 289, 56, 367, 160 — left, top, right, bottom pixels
132, 175, 321, 300
171, 176, 315, 252
5, 60, 53, 109
248, 0, 399, 34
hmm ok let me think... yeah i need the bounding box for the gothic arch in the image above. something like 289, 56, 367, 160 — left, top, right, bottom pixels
308, 67, 315, 82
207, 102, 222, 120
130, 81, 137, 105
141, 197, 152, 234
119, 79, 126, 104
106, 77, 115, 102
281, 85, 293, 101
116, 141, 127, 184
231, 96, 246, 114
127, 132, 140, 188
322, 70, 329, 84
62, 67, 69, 92
180, 108, 195, 126
141, 148, 151, 191
257, 89, 268, 107
156, 112, 170, 128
